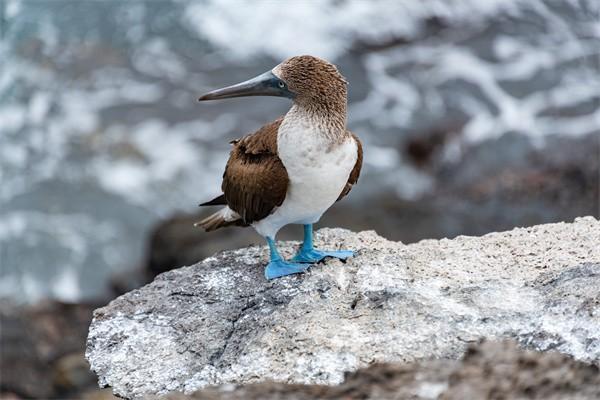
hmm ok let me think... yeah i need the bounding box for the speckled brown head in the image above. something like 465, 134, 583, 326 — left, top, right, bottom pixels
198, 55, 347, 113
273, 55, 348, 108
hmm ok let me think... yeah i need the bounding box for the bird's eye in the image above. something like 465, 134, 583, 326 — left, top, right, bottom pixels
278, 81, 285, 88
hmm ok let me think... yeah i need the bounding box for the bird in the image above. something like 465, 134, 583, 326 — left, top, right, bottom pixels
195, 55, 362, 280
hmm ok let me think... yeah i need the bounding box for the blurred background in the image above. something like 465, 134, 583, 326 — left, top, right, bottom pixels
0, 0, 598, 398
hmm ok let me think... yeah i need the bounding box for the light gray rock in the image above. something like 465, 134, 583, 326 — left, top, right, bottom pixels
86, 217, 600, 399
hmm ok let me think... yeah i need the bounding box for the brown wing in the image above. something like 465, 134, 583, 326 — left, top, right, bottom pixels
337, 131, 363, 201
221, 117, 289, 224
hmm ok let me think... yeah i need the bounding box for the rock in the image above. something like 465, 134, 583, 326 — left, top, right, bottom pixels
0, 300, 103, 399
54, 352, 98, 393
144, 212, 263, 279
86, 217, 600, 399
439, 340, 600, 400
0, 302, 53, 398
159, 340, 600, 400
81, 388, 120, 400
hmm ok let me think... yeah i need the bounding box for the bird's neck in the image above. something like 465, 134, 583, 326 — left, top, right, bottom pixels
287, 96, 347, 143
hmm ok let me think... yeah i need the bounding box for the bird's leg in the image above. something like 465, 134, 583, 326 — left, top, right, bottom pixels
291, 224, 354, 263
264, 237, 308, 280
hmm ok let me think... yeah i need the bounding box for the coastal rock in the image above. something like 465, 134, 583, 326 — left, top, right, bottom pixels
0, 301, 107, 399
161, 340, 600, 400
86, 217, 600, 399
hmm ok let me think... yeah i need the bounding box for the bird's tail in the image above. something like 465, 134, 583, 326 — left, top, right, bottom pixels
194, 206, 244, 232
199, 194, 226, 207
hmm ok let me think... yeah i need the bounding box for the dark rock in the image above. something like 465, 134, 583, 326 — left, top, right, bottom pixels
0, 303, 53, 398
0, 301, 107, 399
145, 212, 260, 278
159, 340, 600, 400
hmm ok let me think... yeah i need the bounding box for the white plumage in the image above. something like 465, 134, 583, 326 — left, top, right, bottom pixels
253, 105, 358, 238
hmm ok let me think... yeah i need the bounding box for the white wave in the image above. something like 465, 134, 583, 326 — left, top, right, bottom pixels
184, 0, 527, 61
52, 268, 82, 303
5, 0, 22, 18
349, 1, 600, 146
0, 211, 123, 301
132, 37, 187, 81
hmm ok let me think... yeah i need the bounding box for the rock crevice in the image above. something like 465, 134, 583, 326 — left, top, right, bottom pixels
86, 217, 600, 399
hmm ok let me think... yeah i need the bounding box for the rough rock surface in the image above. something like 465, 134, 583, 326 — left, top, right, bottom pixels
160, 340, 600, 400
86, 217, 600, 399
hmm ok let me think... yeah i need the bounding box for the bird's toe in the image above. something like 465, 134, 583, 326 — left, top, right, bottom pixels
264, 260, 308, 280
291, 249, 354, 263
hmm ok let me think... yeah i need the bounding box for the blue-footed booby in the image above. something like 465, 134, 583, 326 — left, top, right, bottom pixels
196, 55, 362, 280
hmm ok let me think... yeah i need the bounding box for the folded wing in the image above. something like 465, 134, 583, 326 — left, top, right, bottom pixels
202, 117, 289, 227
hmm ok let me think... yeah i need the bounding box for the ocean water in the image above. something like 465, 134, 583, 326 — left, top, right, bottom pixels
0, 0, 598, 302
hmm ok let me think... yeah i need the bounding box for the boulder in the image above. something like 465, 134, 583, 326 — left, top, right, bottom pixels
160, 340, 600, 400
86, 217, 600, 399
0, 300, 107, 399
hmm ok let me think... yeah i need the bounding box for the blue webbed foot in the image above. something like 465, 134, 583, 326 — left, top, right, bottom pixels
264, 259, 308, 280
291, 248, 355, 264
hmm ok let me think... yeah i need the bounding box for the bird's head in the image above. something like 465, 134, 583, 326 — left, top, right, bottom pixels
198, 55, 347, 107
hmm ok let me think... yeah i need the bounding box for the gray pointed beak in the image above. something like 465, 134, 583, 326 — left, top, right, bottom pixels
198, 71, 295, 101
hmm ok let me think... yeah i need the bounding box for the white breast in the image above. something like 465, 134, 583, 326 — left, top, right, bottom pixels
252, 109, 357, 239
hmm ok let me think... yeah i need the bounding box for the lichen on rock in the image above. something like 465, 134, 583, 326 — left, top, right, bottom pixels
86, 217, 600, 399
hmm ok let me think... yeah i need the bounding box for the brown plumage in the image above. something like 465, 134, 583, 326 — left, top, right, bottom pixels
276, 56, 348, 139
222, 117, 288, 224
